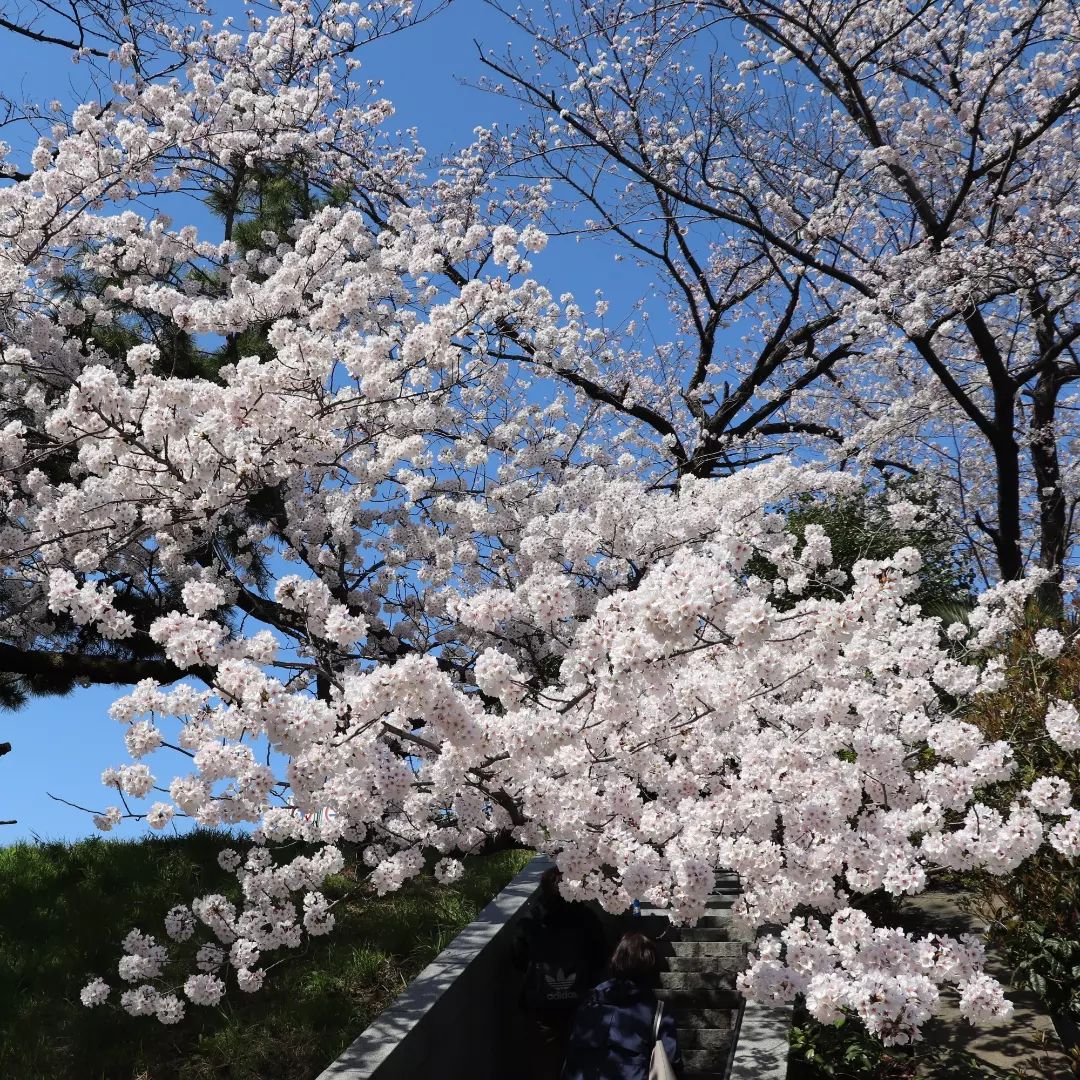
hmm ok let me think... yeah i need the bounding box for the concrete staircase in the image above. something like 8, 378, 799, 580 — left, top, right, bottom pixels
315, 857, 762, 1080
633, 872, 747, 1080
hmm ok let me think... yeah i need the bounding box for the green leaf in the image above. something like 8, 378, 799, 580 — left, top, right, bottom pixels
1044, 938, 1074, 961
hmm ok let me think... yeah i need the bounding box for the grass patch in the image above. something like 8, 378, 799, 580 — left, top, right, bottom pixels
0, 831, 533, 1079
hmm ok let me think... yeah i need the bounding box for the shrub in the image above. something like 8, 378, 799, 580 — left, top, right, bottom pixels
961, 613, 1080, 1017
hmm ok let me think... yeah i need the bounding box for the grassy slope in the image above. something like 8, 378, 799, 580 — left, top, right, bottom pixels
0, 832, 532, 1080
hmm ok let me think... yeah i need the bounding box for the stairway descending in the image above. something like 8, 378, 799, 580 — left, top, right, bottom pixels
634, 871, 746, 1080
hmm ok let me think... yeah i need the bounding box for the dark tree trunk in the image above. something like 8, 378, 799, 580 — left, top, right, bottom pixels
994, 445, 1024, 581
990, 387, 1025, 583
1030, 368, 1067, 612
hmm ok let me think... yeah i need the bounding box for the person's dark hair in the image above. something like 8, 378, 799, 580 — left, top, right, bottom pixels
539, 867, 564, 904
609, 931, 658, 982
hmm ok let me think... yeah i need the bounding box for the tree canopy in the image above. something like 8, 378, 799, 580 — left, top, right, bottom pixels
3, 0, 1080, 1047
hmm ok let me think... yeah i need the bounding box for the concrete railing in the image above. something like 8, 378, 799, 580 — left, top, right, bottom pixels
315, 855, 550, 1080
727, 999, 793, 1080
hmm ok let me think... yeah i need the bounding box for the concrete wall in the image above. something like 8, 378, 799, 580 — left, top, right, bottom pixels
315, 855, 550, 1080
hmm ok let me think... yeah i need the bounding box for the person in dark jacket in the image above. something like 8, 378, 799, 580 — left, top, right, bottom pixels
561, 931, 683, 1080
513, 868, 609, 1080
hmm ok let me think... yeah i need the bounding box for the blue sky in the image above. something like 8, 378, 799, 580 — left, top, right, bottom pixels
0, 0, 688, 841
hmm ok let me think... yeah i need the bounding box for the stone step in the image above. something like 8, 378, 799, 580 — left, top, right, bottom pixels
660, 971, 738, 992
677, 906, 734, 919
630, 907, 734, 924
661, 955, 741, 973
626, 912, 677, 930
679, 1025, 733, 1050
661, 940, 746, 959
639, 895, 735, 911
683, 1047, 727, 1072
635, 914, 733, 933
670, 1007, 738, 1028
695, 914, 732, 929
639, 882, 742, 1080
656, 985, 741, 1008
675, 926, 738, 941
657, 988, 741, 1009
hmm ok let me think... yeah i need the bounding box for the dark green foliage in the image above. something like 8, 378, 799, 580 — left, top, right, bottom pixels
788, 1010, 1024, 1079
1004, 921, 1080, 1014
789, 1014, 900, 1079
208, 167, 316, 255
0, 668, 77, 710
0, 164, 327, 710
774, 485, 974, 617
0, 831, 532, 1079
0, 576, 231, 710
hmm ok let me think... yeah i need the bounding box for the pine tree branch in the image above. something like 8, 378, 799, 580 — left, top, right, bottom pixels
0, 643, 212, 688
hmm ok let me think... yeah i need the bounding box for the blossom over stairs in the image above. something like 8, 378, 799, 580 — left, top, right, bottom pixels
636, 871, 747, 1080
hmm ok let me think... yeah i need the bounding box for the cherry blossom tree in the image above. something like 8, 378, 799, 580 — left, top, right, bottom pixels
2, 0, 1080, 1049
483, 0, 1080, 593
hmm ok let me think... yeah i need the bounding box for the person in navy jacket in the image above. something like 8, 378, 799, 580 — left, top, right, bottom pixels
561, 931, 684, 1080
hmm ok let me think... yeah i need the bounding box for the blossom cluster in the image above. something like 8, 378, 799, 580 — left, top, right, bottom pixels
71, 458, 1078, 1042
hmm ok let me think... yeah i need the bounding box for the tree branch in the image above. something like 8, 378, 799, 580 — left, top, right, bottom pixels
0, 642, 212, 688
0, 15, 110, 56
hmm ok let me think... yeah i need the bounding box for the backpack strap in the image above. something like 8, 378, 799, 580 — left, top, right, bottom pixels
652, 1000, 664, 1042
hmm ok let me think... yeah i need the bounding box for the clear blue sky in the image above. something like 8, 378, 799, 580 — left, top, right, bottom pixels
0, 0, 680, 841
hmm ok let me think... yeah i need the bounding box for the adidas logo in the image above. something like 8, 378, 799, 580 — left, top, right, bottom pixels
542, 966, 579, 999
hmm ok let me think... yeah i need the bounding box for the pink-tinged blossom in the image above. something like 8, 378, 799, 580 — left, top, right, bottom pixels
124, 722, 163, 759
154, 994, 186, 1025
1026, 778, 1072, 815
182, 581, 227, 616
116, 764, 155, 799
217, 849, 243, 872
302, 892, 335, 936
164, 906, 196, 942
230, 939, 261, 970
92, 807, 122, 832
1046, 700, 1080, 752
1049, 812, 1080, 859
958, 974, 1013, 1024
434, 858, 464, 884
80, 979, 110, 1007
149, 614, 226, 669
146, 802, 175, 829
183, 974, 225, 1006
1034, 629, 1067, 660
120, 986, 160, 1017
